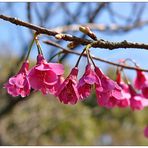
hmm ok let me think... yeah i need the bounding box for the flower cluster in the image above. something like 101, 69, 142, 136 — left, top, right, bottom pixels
144, 126, 148, 138
4, 53, 148, 111
4, 60, 30, 97
4, 54, 64, 97
116, 69, 148, 110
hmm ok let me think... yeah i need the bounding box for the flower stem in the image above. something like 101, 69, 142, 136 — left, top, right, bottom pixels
88, 51, 96, 67
124, 58, 139, 68
48, 51, 63, 62
86, 48, 91, 64
75, 44, 92, 67
35, 36, 43, 55
25, 33, 37, 60
122, 70, 131, 85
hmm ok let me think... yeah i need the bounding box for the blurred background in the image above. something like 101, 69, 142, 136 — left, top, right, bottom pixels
1, 2, 148, 145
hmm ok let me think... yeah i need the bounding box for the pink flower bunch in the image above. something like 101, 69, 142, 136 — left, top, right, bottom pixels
144, 126, 148, 138
56, 63, 123, 106
4, 53, 148, 111
95, 66, 123, 108
4, 54, 64, 97
4, 60, 30, 97
55, 67, 79, 104
115, 68, 148, 110
4, 55, 124, 107
28, 54, 64, 95
134, 70, 148, 98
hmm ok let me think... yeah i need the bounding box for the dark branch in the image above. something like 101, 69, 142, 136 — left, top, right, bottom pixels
44, 40, 148, 72
1, 14, 148, 50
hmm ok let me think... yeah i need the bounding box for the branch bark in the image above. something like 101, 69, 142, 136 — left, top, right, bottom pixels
1, 14, 148, 50
44, 40, 148, 72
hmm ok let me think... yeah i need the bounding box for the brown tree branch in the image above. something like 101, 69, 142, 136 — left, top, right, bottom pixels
52, 21, 148, 33
89, 2, 107, 23
1, 14, 148, 50
44, 40, 148, 72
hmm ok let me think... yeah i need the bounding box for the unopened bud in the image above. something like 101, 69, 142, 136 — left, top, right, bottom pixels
79, 26, 97, 40
67, 42, 79, 49
55, 34, 64, 40
79, 26, 88, 34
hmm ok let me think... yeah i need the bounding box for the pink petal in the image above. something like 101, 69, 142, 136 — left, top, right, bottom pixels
117, 99, 129, 108
134, 70, 148, 90
37, 54, 46, 64
142, 85, 148, 98
56, 67, 79, 104
28, 69, 43, 90
19, 60, 29, 73
78, 83, 91, 99
48, 63, 64, 75
112, 88, 123, 100
14, 74, 25, 88
144, 126, 148, 138
44, 70, 58, 85
84, 75, 96, 84
142, 98, 148, 107
130, 96, 144, 110
6, 84, 20, 97
35, 63, 51, 71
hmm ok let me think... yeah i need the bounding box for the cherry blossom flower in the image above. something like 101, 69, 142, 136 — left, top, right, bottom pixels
77, 64, 96, 100
56, 67, 79, 104
4, 60, 30, 97
128, 85, 148, 110
134, 70, 148, 90
47, 76, 65, 95
134, 69, 148, 98
144, 126, 148, 138
95, 66, 122, 108
142, 84, 148, 98
116, 70, 130, 108
28, 54, 64, 95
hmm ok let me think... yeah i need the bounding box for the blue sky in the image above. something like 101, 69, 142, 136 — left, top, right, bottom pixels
0, 3, 148, 78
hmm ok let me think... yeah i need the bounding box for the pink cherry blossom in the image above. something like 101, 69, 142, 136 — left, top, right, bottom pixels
96, 92, 118, 108
117, 83, 130, 108
142, 84, 148, 98
144, 126, 148, 138
47, 76, 65, 95
4, 60, 30, 97
134, 69, 148, 98
134, 69, 148, 90
128, 85, 148, 110
56, 67, 79, 104
116, 70, 130, 108
28, 54, 64, 95
95, 66, 123, 108
116, 70, 148, 110
77, 64, 96, 100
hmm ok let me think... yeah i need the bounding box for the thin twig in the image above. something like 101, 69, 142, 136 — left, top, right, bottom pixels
1, 14, 148, 50
89, 2, 107, 23
52, 22, 148, 33
44, 40, 148, 72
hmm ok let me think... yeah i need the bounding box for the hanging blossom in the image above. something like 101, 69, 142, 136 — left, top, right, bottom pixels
4, 60, 30, 97
134, 69, 148, 98
116, 69, 148, 110
134, 69, 148, 89
116, 70, 130, 108
47, 76, 65, 95
77, 64, 97, 100
94, 66, 123, 108
56, 67, 79, 104
128, 84, 148, 110
28, 54, 64, 95
144, 126, 148, 138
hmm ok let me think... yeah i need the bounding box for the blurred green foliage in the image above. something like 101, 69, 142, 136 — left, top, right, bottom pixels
1, 56, 148, 146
